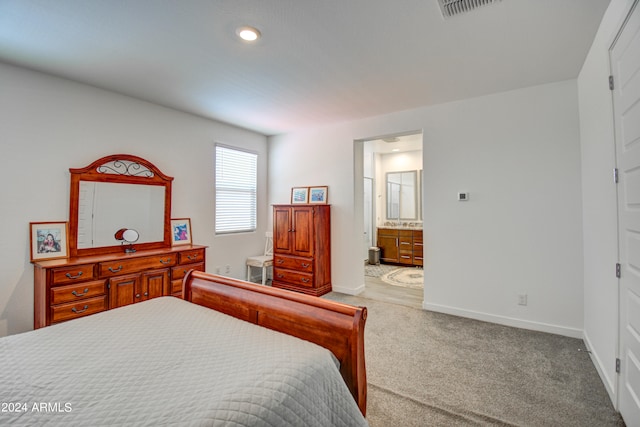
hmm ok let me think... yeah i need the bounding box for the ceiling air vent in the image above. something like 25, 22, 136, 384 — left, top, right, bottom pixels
438, 0, 502, 19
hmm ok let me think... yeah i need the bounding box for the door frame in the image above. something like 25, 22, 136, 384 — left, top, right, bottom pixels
610, 0, 640, 422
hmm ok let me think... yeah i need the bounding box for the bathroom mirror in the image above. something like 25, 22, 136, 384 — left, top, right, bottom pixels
68, 154, 173, 257
386, 170, 417, 220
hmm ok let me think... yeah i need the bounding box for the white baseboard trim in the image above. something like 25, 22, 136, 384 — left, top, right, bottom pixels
332, 283, 366, 295
583, 331, 617, 407
422, 301, 583, 339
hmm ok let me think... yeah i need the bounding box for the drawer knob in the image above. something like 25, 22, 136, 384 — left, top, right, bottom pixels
71, 305, 89, 314
277, 274, 284, 278
301, 263, 310, 268
187, 255, 197, 260
65, 272, 83, 279
301, 278, 310, 283
135, 293, 141, 298
160, 258, 172, 264
144, 292, 149, 297
71, 288, 89, 297
108, 265, 123, 273
276, 259, 284, 264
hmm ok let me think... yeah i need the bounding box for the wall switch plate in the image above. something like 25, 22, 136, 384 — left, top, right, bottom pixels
518, 294, 528, 306
458, 192, 469, 201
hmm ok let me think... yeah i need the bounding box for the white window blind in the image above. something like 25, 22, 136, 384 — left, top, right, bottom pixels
215, 145, 257, 234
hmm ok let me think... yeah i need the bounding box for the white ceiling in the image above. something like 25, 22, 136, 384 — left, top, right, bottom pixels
0, 0, 610, 136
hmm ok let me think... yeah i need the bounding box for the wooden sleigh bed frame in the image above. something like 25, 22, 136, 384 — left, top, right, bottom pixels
183, 270, 368, 416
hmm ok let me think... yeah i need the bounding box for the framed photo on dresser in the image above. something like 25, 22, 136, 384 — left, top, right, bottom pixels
30, 221, 69, 261
171, 218, 192, 246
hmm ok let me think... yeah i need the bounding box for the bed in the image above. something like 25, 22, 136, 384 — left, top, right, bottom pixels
0, 271, 368, 426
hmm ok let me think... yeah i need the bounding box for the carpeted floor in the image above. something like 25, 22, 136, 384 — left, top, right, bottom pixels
324, 293, 625, 427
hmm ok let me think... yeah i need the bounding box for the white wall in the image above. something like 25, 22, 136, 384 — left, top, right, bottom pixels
578, 0, 637, 405
269, 80, 584, 337
0, 62, 268, 337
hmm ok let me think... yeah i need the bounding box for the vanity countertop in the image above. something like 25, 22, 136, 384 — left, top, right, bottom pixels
378, 225, 423, 231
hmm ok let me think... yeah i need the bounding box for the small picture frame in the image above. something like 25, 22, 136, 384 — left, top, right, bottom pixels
171, 218, 192, 246
291, 187, 309, 204
309, 186, 328, 204
30, 221, 69, 261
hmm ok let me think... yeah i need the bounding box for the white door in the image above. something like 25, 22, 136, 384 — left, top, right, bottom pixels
612, 1, 640, 425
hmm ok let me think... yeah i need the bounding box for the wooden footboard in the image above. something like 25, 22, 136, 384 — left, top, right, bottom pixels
183, 270, 367, 416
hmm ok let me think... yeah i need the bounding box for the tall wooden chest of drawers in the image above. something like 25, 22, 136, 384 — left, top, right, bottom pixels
272, 204, 331, 296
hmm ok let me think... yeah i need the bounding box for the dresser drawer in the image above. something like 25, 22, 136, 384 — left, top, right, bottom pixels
273, 268, 314, 288
51, 264, 95, 285
50, 296, 107, 324
273, 255, 313, 273
51, 280, 106, 305
177, 249, 205, 265
99, 255, 176, 277
171, 262, 205, 281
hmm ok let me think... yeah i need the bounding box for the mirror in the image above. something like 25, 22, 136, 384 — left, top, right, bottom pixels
77, 182, 164, 249
386, 170, 417, 220
69, 155, 173, 256
114, 228, 140, 253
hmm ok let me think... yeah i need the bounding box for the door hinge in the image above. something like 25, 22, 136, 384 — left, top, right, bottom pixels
609, 75, 614, 90
616, 358, 621, 373
616, 263, 621, 278
613, 168, 619, 183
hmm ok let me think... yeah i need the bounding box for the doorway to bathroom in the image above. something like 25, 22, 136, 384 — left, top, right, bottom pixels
360, 132, 423, 308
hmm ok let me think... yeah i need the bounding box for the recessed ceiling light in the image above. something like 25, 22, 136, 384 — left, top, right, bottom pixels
236, 26, 261, 42
392, 148, 400, 152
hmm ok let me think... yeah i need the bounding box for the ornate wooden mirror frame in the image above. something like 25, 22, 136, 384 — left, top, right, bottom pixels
68, 154, 173, 257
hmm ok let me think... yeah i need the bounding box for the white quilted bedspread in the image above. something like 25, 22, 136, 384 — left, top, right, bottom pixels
0, 297, 368, 426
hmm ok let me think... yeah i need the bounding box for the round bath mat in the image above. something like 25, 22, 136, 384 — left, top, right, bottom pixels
380, 267, 424, 288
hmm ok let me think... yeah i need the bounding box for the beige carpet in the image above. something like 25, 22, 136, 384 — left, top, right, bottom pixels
324, 293, 625, 427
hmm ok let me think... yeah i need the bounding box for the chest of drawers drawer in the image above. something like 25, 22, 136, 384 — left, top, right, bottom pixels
51, 264, 95, 284
273, 268, 314, 288
50, 280, 107, 305
99, 255, 176, 277
177, 249, 205, 265
171, 262, 205, 281
50, 296, 107, 324
274, 255, 313, 273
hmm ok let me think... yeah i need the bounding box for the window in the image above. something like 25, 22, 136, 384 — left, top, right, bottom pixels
215, 144, 257, 234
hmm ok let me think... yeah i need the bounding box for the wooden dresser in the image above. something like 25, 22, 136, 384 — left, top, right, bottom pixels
33, 245, 206, 329
377, 228, 423, 266
272, 204, 331, 296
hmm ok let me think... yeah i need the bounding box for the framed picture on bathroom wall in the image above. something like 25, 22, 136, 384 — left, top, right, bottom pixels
309, 186, 328, 204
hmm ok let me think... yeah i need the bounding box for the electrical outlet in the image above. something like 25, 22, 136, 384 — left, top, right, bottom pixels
518, 294, 528, 306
